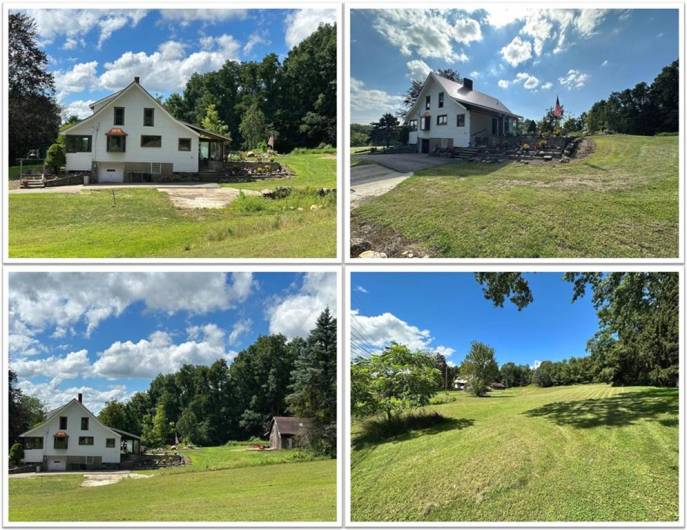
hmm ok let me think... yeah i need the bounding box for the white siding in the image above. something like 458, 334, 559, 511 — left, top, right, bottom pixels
410, 77, 471, 148
22, 400, 121, 465
64, 83, 200, 173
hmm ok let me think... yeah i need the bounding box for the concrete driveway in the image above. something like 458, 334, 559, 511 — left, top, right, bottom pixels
350, 162, 411, 208
354, 153, 451, 173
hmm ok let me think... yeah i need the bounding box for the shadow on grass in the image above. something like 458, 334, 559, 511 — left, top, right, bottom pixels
523, 388, 678, 429
353, 412, 474, 449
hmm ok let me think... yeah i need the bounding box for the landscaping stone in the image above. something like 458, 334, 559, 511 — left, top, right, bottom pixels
358, 250, 387, 258
543, 155, 553, 161
350, 238, 372, 256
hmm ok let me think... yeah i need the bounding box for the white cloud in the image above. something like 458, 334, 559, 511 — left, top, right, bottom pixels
12, 349, 91, 384
435, 345, 456, 358
17, 378, 130, 414
268, 272, 337, 339
521, 14, 553, 56
559, 69, 589, 90
8, 272, 253, 347
531, 360, 542, 370
284, 9, 336, 49
26, 9, 146, 49
601, 59, 608, 67
354, 286, 368, 294
484, 8, 528, 28
243, 32, 269, 55
228, 319, 252, 346
541, 81, 553, 90
350, 78, 404, 124
469, 71, 480, 78
92, 325, 231, 379
500, 36, 532, 67
350, 310, 431, 356
406, 59, 432, 82
514, 72, 540, 90
498, 79, 510, 89
574, 10, 607, 37
373, 10, 476, 63
61, 99, 95, 120
158, 9, 248, 25
54, 61, 99, 100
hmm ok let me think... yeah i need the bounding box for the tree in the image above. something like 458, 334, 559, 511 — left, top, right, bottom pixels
8, 12, 60, 164
142, 401, 174, 447
239, 101, 268, 150
201, 103, 230, 137
351, 343, 441, 421
98, 400, 131, 433
460, 341, 499, 396
9, 443, 24, 466
526, 119, 537, 135
286, 309, 337, 456
350, 124, 371, 147
474, 272, 533, 310
371, 113, 400, 148
45, 142, 65, 174
533, 361, 555, 387
8, 370, 45, 447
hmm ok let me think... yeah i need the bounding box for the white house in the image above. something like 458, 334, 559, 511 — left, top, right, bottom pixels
18, 394, 139, 471
406, 73, 521, 153
61, 77, 230, 183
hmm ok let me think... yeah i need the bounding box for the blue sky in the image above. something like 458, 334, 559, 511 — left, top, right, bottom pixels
21, 8, 336, 120
350, 8, 679, 123
351, 272, 599, 368
9, 272, 336, 413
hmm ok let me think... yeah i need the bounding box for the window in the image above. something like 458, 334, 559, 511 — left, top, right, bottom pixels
54, 436, 68, 450
436, 115, 448, 125
178, 138, 192, 151
106, 438, 116, 448
425, 96, 431, 110
421, 116, 431, 131
65, 135, 92, 153
438, 92, 444, 108
143, 108, 154, 126
114, 107, 125, 126
107, 136, 126, 152
457, 114, 465, 127
79, 436, 94, 446
59, 416, 67, 429
408, 120, 417, 131
24, 437, 43, 450
141, 135, 162, 148
81, 417, 89, 430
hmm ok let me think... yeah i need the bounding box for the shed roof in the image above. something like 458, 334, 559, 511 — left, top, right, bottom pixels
110, 427, 141, 440
272, 416, 313, 435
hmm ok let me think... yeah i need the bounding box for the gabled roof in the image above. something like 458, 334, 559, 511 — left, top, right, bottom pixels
408, 72, 522, 119
271, 416, 313, 435
19, 399, 121, 440
61, 79, 201, 138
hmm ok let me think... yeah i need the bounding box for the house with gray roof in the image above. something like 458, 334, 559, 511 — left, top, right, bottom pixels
406, 72, 522, 152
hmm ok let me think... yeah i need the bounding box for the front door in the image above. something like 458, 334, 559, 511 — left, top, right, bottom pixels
421, 139, 430, 154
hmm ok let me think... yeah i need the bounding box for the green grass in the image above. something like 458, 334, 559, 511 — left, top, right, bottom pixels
9, 445, 336, 522
9, 162, 42, 179
351, 384, 678, 522
9, 151, 336, 258
352, 135, 678, 258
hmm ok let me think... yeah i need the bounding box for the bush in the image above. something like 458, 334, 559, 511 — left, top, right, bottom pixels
45, 142, 65, 175
467, 377, 489, 397
9, 442, 24, 466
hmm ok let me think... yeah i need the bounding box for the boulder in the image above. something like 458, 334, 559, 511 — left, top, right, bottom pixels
543, 155, 552, 161
350, 238, 372, 256
358, 250, 387, 259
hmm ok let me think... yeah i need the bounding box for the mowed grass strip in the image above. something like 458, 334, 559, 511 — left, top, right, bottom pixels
8, 152, 337, 258
9, 458, 336, 522
352, 135, 678, 258
351, 384, 678, 522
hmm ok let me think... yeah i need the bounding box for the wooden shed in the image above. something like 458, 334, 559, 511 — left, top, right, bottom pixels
268, 416, 313, 449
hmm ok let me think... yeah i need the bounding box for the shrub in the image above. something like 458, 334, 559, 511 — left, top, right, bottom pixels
466, 377, 489, 397
9, 442, 24, 466
45, 142, 65, 175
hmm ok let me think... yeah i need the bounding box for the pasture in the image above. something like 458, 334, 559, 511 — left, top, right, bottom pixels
351, 384, 679, 522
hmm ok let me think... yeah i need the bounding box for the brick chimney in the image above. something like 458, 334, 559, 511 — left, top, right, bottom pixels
134, 76, 140, 84
463, 78, 473, 91
77, 393, 83, 404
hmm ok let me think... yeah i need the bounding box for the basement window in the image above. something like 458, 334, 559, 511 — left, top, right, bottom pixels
106, 438, 116, 448
79, 436, 94, 446
81, 417, 89, 430
436, 114, 448, 126
457, 114, 465, 127
143, 108, 154, 126
114, 107, 125, 126
178, 138, 192, 151
141, 135, 162, 148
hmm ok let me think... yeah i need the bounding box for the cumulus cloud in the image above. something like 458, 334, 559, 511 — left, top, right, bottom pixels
374, 10, 477, 63
17, 378, 130, 414
498, 79, 510, 89
54, 61, 99, 100
350, 78, 405, 124
284, 9, 336, 49
513, 72, 540, 90
350, 310, 431, 355
541, 81, 553, 90
158, 9, 248, 25
12, 349, 91, 383
228, 319, 252, 346
500, 36, 532, 67
60, 99, 95, 120
406, 59, 432, 81
243, 32, 269, 55
8, 272, 253, 346
559, 69, 589, 89
92, 325, 231, 379
268, 272, 337, 339
25, 9, 147, 49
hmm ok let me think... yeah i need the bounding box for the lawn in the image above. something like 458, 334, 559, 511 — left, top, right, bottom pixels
8, 150, 336, 258
351, 384, 679, 522
351, 135, 678, 258
9, 444, 337, 522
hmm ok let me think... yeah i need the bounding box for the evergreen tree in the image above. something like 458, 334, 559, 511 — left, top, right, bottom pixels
201, 103, 230, 138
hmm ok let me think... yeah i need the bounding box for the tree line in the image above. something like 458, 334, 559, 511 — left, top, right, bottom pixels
9, 310, 337, 456
8, 12, 336, 164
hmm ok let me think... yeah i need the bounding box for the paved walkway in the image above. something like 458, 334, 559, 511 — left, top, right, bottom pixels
354, 153, 451, 173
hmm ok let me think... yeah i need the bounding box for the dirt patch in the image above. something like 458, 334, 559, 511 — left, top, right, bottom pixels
158, 187, 260, 209
81, 472, 151, 488
351, 175, 410, 208
574, 138, 596, 159
351, 216, 435, 258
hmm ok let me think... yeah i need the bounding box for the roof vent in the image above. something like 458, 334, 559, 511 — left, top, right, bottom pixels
134, 76, 140, 84
463, 78, 473, 91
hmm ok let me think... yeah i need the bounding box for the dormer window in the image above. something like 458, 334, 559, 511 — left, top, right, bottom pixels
114, 107, 125, 126
438, 92, 444, 108
144, 108, 154, 127
425, 96, 431, 110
